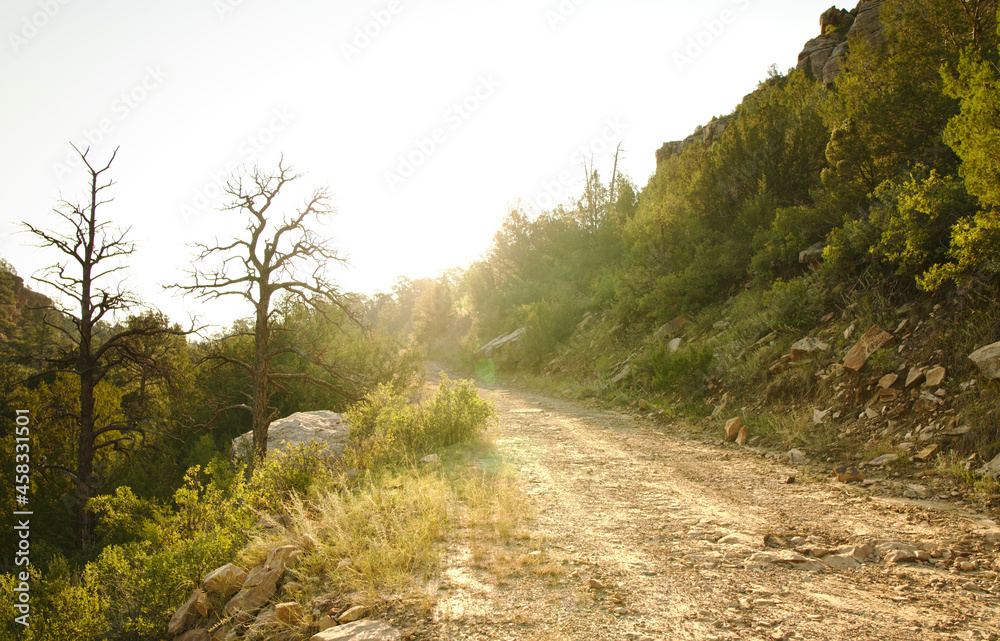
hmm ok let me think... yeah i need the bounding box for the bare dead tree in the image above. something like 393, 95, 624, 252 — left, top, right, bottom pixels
22, 145, 190, 549
171, 159, 354, 478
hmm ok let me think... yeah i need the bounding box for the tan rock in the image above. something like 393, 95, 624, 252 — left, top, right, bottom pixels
176, 630, 211, 641
311, 620, 401, 641
905, 367, 926, 388
736, 424, 749, 446
203, 563, 247, 599
168, 589, 210, 636
338, 604, 369, 624
316, 615, 337, 631
231, 410, 350, 462
885, 549, 918, 564
877, 373, 898, 389
275, 601, 302, 624
914, 444, 941, 462
923, 366, 946, 387
843, 325, 894, 372
725, 417, 742, 442
266, 545, 303, 572
223, 565, 283, 618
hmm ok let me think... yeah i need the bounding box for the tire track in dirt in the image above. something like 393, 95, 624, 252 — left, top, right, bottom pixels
425, 384, 1000, 641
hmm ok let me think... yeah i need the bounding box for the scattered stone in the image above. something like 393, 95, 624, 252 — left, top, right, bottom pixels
748, 550, 827, 571
904, 484, 929, 500
668, 337, 683, 353
877, 373, 899, 389
843, 325, 894, 372
864, 407, 879, 420
834, 465, 863, 483
821, 552, 861, 571
924, 366, 946, 387
843, 323, 856, 340
718, 532, 760, 547
588, 578, 610, 590
884, 549, 918, 565
785, 475, 796, 484
736, 424, 749, 446
943, 424, 972, 437
788, 449, 807, 466
969, 341, 1000, 380
905, 367, 926, 388
867, 453, 899, 467
725, 417, 742, 443
714, 321, 731, 330
203, 563, 247, 599
338, 605, 369, 624
790, 337, 830, 360
176, 630, 211, 641
813, 408, 831, 425
310, 619, 401, 641
914, 444, 941, 462
419, 454, 441, 465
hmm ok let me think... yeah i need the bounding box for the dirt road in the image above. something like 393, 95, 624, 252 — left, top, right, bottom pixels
423, 384, 1000, 641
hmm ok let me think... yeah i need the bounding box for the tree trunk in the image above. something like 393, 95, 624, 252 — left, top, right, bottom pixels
246, 294, 272, 480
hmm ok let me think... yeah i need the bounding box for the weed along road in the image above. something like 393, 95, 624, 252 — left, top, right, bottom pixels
424, 383, 1000, 641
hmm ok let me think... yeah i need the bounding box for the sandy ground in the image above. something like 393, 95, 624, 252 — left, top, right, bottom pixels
414, 383, 1000, 641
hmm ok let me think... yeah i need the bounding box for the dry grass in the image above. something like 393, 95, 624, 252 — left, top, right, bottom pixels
234, 436, 532, 620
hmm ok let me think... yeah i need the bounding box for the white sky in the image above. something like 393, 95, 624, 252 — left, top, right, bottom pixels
0, 0, 840, 330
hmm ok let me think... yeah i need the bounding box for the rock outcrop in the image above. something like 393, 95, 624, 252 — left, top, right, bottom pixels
231, 411, 350, 462
655, 115, 733, 164
796, 0, 885, 87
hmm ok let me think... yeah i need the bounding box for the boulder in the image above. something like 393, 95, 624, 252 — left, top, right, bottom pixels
969, 341, 1000, 380
914, 444, 941, 462
311, 619, 401, 641
849, 0, 884, 45
203, 563, 247, 599
176, 630, 211, 641
231, 411, 349, 462
168, 589, 210, 636
842, 325, 894, 372
796, 33, 845, 83
820, 6, 853, 32
725, 417, 742, 442
736, 424, 749, 446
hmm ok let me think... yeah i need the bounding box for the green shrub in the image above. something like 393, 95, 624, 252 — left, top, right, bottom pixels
639, 344, 714, 397
345, 377, 496, 470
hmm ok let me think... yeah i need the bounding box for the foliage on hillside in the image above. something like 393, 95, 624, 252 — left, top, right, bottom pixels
452, 0, 1000, 466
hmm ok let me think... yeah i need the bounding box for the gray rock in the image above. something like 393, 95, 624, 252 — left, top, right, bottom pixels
970, 341, 1000, 380
798, 241, 826, 264
232, 411, 349, 462
978, 452, 1000, 478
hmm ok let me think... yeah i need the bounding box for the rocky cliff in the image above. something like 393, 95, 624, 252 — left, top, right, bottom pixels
797, 0, 884, 88
656, 0, 885, 166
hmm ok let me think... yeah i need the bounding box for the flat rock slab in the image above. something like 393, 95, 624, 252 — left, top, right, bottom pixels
843, 325, 894, 372
310, 619, 401, 640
